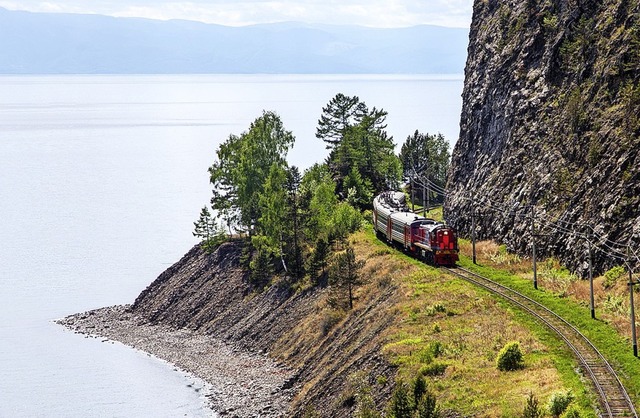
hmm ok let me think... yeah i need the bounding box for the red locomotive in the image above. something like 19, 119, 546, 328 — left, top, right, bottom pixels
372, 191, 459, 266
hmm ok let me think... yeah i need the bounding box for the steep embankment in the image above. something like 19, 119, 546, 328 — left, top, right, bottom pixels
446, 0, 640, 273
128, 239, 399, 416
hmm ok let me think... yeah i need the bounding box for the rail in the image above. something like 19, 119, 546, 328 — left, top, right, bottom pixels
443, 266, 638, 417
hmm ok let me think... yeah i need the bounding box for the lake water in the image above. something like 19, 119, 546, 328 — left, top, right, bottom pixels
0, 74, 463, 417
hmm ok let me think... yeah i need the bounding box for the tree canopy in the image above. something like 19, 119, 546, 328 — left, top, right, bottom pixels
318, 93, 402, 206
316, 93, 368, 149
201, 100, 449, 299
399, 131, 450, 205
399, 130, 450, 188
208, 111, 295, 234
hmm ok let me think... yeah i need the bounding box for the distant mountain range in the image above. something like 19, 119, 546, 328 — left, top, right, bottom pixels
0, 7, 468, 74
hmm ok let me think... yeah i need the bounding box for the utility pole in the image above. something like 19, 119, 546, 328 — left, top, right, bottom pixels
422, 182, 426, 217
471, 205, 477, 264
411, 177, 415, 212
588, 235, 595, 319
426, 169, 430, 216
628, 247, 638, 357
531, 205, 537, 290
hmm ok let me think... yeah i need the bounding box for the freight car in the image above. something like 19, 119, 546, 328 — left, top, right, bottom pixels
372, 191, 459, 266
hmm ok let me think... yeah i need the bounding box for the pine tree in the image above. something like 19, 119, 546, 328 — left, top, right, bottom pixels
522, 392, 544, 418
249, 235, 273, 287
308, 238, 330, 286
316, 93, 367, 149
285, 166, 305, 280
386, 382, 413, 418
412, 375, 427, 405
415, 390, 439, 418
329, 245, 365, 310
193, 206, 225, 252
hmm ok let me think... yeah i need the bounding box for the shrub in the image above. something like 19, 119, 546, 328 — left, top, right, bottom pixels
561, 405, 581, 418
496, 341, 525, 371
603, 265, 626, 289
548, 390, 574, 417
603, 294, 626, 315
320, 310, 344, 335
417, 349, 433, 365
415, 390, 439, 418
522, 392, 544, 418
420, 362, 447, 376
303, 405, 321, 418
425, 304, 446, 316
429, 341, 444, 358
376, 375, 388, 386
349, 371, 381, 418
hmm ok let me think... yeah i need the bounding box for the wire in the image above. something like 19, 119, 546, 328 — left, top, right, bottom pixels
414, 180, 640, 267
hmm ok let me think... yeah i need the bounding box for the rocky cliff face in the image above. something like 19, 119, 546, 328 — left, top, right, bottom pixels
446, 0, 640, 273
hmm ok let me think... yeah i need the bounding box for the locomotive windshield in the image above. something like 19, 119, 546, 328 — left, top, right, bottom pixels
411, 219, 437, 245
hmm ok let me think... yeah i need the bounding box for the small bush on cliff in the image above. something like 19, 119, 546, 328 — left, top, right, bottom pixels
320, 309, 344, 336
349, 371, 381, 418
547, 390, 574, 417
496, 341, 525, 371
603, 265, 625, 289
522, 392, 544, 418
386, 377, 439, 418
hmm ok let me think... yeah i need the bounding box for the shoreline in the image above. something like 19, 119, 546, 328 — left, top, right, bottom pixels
56, 305, 294, 417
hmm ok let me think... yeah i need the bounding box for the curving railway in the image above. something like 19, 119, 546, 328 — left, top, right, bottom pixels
444, 266, 638, 418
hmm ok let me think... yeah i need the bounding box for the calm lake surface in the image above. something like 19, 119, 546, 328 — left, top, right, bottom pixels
0, 74, 463, 417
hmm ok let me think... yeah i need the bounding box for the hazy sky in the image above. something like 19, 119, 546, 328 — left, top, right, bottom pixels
0, 0, 474, 28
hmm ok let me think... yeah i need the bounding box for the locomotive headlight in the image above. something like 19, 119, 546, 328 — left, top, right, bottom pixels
444, 231, 448, 235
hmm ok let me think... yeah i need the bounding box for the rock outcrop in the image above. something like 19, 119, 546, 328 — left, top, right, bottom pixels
446, 0, 640, 273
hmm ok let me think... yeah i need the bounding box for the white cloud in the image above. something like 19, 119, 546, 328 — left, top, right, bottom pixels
0, 0, 474, 28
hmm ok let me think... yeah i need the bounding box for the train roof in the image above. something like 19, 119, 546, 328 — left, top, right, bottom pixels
390, 211, 439, 226
374, 191, 409, 212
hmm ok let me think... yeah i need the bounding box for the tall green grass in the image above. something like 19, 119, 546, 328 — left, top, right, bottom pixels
459, 255, 640, 408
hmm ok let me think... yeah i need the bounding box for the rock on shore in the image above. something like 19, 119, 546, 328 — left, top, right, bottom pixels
57, 305, 294, 417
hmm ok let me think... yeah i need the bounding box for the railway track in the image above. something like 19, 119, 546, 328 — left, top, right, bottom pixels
443, 266, 638, 418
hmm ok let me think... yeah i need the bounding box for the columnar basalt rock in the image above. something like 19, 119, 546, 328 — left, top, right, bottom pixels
446, 0, 640, 273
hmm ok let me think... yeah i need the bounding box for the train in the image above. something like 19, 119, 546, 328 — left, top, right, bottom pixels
372, 191, 459, 266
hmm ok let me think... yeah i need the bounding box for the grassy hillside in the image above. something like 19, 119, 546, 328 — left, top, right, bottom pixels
333, 224, 598, 416
457, 239, 640, 409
